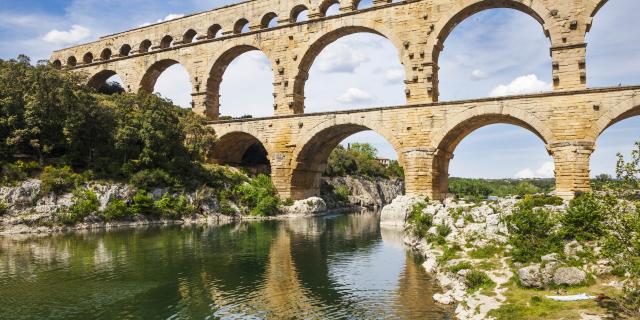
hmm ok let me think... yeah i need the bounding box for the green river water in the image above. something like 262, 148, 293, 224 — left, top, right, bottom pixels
0, 211, 453, 319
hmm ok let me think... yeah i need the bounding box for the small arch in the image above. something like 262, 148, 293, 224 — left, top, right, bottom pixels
234, 18, 250, 34
139, 59, 183, 93
183, 29, 197, 43
119, 44, 131, 56
261, 12, 278, 28
210, 131, 271, 174
590, 0, 610, 18
139, 39, 152, 53
355, 0, 373, 10
52, 60, 62, 70
319, 0, 340, 17
291, 5, 310, 22
82, 52, 94, 64
207, 24, 222, 39
100, 48, 112, 61
67, 56, 77, 67
160, 35, 173, 49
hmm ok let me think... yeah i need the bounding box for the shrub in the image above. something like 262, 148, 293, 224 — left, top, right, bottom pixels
465, 270, 495, 293
334, 185, 351, 204
58, 189, 99, 224
0, 201, 7, 216
129, 169, 179, 190
449, 261, 473, 273
130, 190, 155, 216
560, 193, 607, 241
101, 199, 129, 220
40, 166, 83, 195
1, 161, 40, 185
232, 174, 280, 216
438, 244, 462, 263
519, 194, 564, 208
155, 194, 196, 219
505, 200, 562, 263
406, 201, 432, 238
469, 243, 503, 259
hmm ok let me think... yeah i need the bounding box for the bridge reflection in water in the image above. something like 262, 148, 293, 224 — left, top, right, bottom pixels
0, 212, 453, 319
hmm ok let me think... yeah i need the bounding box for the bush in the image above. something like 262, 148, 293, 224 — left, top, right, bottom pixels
129, 169, 179, 190
560, 193, 607, 241
505, 200, 562, 263
58, 189, 99, 224
406, 201, 432, 238
155, 194, 196, 219
0, 161, 40, 185
130, 190, 155, 216
0, 201, 7, 216
101, 199, 129, 220
449, 261, 473, 273
465, 270, 495, 293
469, 243, 503, 259
232, 174, 281, 216
40, 166, 83, 195
334, 185, 351, 204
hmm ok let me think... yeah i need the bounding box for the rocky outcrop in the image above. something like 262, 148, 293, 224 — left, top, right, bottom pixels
380, 195, 422, 228
321, 176, 403, 209
281, 197, 327, 215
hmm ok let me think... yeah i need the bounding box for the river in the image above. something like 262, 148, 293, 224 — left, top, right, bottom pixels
0, 211, 453, 319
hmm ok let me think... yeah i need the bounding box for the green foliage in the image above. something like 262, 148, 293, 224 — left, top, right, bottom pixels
505, 199, 562, 263
154, 194, 196, 219
129, 169, 179, 190
0, 200, 7, 216
438, 244, 462, 263
406, 201, 432, 238
40, 165, 83, 195
334, 185, 351, 204
465, 270, 495, 293
616, 141, 640, 190
448, 177, 555, 200
130, 190, 155, 216
101, 199, 129, 220
560, 193, 607, 241
449, 261, 473, 273
232, 174, 281, 216
324, 144, 403, 179
58, 189, 99, 224
518, 194, 564, 208
469, 243, 503, 259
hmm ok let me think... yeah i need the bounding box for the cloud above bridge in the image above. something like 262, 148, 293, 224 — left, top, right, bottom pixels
336, 88, 374, 104
489, 74, 552, 97
42, 25, 90, 45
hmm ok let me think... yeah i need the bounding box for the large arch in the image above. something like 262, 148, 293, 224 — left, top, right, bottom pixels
430, 107, 553, 199
87, 70, 119, 89
431, 0, 552, 101
293, 25, 404, 113
593, 97, 640, 140
289, 120, 403, 199
206, 45, 276, 118
139, 59, 188, 93
209, 131, 272, 173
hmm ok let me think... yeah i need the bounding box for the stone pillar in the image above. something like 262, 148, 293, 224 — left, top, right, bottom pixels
551, 43, 587, 91
550, 141, 594, 199
405, 60, 437, 104
191, 92, 218, 119
402, 147, 451, 200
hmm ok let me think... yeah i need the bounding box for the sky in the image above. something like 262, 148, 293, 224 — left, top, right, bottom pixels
1, 0, 639, 179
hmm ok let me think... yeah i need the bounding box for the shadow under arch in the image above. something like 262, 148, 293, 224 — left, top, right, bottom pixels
139, 59, 190, 93
290, 122, 403, 200
206, 45, 275, 119
210, 131, 272, 174
431, 0, 551, 100
87, 70, 123, 90
430, 108, 553, 199
293, 25, 404, 113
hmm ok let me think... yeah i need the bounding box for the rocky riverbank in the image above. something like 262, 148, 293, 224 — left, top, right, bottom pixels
381, 196, 625, 320
0, 176, 403, 235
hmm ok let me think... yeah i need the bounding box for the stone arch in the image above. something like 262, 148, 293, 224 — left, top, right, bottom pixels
430, 0, 552, 100
593, 96, 640, 140
354, 0, 372, 10
291, 4, 309, 22
183, 29, 197, 43
119, 44, 132, 56
293, 24, 404, 113
139, 39, 152, 53
205, 44, 277, 119
207, 24, 222, 39
590, 0, 610, 19
429, 106, 553, 199
52, 60, 62, 70
261, 12, 278, 28
160, 35, 173, 49
139, 59, 190, 93
234, 18, 250, 34
87, 70, 121, 90
67, 56, 77, 67
83, 52, 94, 64
100, 48, 112, 61
289, 119, 403, 199
209, 130, 272, 168
318, 0, 340, 17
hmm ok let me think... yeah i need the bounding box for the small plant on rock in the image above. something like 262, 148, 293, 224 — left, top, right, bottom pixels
465, 270, 495, 293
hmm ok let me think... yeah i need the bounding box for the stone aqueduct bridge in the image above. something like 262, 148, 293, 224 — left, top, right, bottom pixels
50, 0, 639, 200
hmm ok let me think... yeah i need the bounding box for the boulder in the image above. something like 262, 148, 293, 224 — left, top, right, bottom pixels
564, 240, 585, 257
553, 267, 586, 286
518, 264, 543, 288
283, 197, 327, 215
380, 195, 422, 228
433, 293, 454, 305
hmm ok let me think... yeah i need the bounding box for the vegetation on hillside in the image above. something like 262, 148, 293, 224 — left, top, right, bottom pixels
324, 143, 403, 179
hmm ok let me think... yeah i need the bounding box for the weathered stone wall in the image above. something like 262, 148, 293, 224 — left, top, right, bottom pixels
51, 0, 609, 119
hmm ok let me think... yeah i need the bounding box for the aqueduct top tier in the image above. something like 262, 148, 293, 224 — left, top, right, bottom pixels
50, 0, 610, 120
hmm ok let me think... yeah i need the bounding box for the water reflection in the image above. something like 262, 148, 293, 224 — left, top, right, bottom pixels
0, 212, 452, 319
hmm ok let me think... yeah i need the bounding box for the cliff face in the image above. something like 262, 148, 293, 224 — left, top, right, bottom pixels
321, 176, 404, 209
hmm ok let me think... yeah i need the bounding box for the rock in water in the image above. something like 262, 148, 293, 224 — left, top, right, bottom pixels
380, 195, 423, 228
282, 197, 327, 215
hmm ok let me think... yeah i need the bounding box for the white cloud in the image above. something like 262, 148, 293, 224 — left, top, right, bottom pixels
384, 68, 405, 83
515, 161, 555, 179
489, 74, 551, 97
42, 25, 90, 45
471, 69, 489, 80
336, 88, 374, 104
140, 13, 185, 27
316, 43, 369, 73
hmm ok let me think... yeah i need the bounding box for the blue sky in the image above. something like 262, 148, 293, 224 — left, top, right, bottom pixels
1, 0, 639, 178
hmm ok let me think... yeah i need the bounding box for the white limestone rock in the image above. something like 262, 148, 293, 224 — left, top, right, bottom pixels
283, 197, 327, 215
380, 195, 423, 228
553, 267, 587, 286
